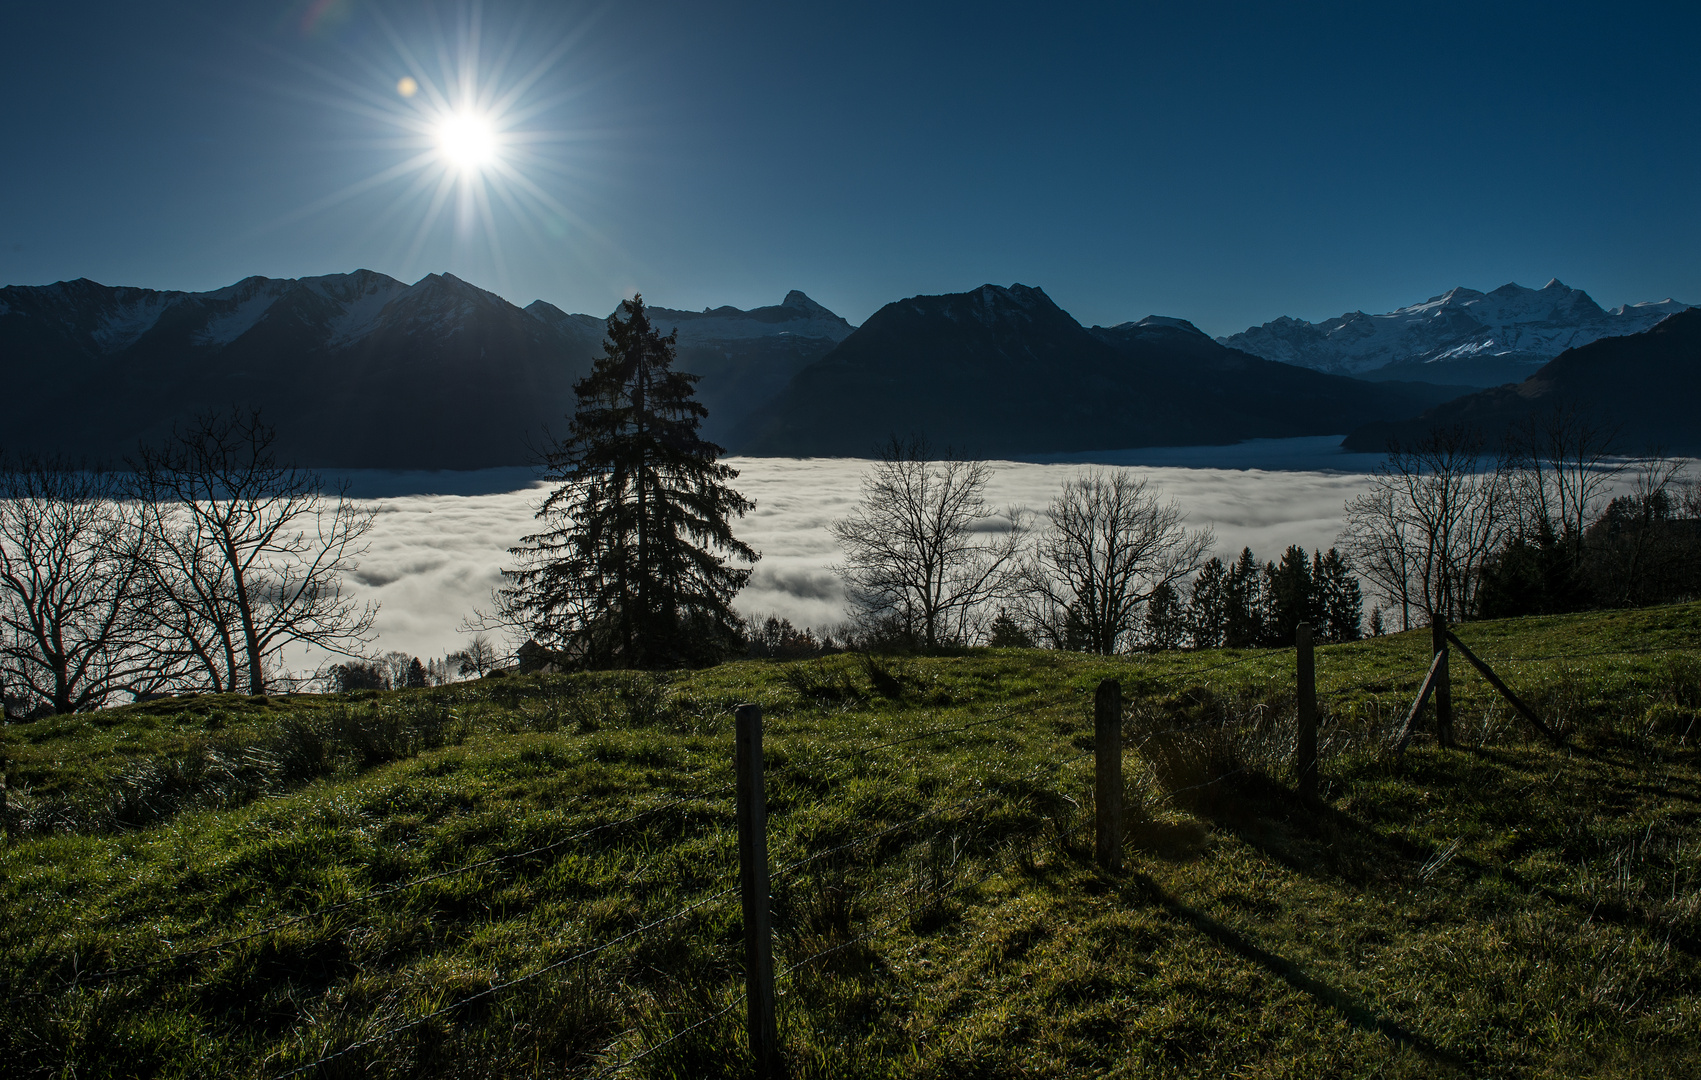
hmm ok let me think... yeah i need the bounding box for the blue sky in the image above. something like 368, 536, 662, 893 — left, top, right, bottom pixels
2, 0, 1696, 336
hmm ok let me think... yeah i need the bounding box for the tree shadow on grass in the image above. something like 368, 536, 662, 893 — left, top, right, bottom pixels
1125, 818, 1210, 862
1120, 870, 1471, 1071
1184, 764, 1701, 959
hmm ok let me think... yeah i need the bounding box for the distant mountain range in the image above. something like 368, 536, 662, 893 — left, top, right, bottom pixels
2, 270, 1689, 467
730, 284, 1466, 457
1341, 308, 1701, 455
1220, 280, 1692, 387
0, 272, 849, 468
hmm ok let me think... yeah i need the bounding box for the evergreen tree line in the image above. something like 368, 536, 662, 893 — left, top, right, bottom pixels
331, 652, 470, 692
828, 445, 1366, 656
1149, 545, 1364, 650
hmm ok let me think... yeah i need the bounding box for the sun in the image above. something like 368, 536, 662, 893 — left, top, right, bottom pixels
269, 5, 600, 279
434, 110, 499, 172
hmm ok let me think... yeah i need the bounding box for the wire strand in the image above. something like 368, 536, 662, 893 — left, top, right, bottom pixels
78, 784, 736, 982
270, 881, 741, 1079
588, 989, 743, 1078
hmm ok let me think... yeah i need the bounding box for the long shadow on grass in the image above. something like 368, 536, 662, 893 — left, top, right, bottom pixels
1121, 871, 1469, 1070
1188, 764, 1701, 959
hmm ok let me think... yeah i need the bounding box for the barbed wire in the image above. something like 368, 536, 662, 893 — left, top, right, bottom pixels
769, 792, 992, 883
1157, 648, 1294, 678
775, 807, 1082, 988
271, 879, 742, 1079
591, 746, 1100, 1076
589, 989, 744, 1079
1456, 643, 1701, 664
770, 745, 1097, 883
74, 783, 736, 983
1152, 762, 1257, 805
762, 711, 1020, 783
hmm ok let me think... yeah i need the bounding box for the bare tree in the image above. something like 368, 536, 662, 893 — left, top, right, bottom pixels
1025, 471, 1212, 654
1339, 480, 1420, 631
127, 490, 247, 692
0, 457, 157, 714
1588, 453, 1695, 607
1340, 426, 1511, 625
379, 650, 416, 690
830, 438, 1024, 649
130, 409, 379, 694
451, 633, 501, 677
1504, 405, 1623, 563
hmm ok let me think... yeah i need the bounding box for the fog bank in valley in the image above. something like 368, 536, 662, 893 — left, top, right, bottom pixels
294, 440, 1387, 670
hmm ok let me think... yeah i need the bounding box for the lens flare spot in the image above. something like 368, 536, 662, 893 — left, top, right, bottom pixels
397, 76, 418, 98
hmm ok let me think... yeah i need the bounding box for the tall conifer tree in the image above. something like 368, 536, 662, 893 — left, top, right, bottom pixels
505, 295, 757, 668
1264, 544, 1314, 645
1187, 556, 1229, 648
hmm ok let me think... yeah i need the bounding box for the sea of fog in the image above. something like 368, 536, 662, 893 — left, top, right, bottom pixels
287, 437, 1392, 670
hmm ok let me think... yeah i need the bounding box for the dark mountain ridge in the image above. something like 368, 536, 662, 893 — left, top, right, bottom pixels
0, 272, 849, 467
730, 284, 1471, 457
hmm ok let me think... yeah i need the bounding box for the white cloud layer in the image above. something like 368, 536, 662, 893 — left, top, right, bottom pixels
298, 439, 1394, 668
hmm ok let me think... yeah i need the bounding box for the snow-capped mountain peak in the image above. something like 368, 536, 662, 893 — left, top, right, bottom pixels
1218, 279, 1692, 386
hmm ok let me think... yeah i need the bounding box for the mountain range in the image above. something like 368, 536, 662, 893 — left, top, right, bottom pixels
1, 270, 1690, 467
1341, 307, 1701, 455
0, 271, 849, 468
1220, 279, 1691, 387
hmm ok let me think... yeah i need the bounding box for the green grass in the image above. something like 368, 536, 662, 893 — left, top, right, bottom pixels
3, 603, 1700, 1079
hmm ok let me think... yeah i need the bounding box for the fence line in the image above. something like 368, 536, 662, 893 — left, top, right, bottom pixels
775, 795, 1096, 990
593, 799, 1079, 1079
760, 708, 1024, 783
1158, 648, 1293, 678
768, 746, 1098, 885
1457, 643, 1700, 664
41, 627, 1701, 1077
275, 720, 1101, 1077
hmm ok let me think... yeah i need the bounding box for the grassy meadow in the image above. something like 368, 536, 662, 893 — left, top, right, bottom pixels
3, 603, 1700, 1078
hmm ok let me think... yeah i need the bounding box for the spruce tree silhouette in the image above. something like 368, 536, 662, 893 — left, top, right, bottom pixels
505, 295, 757, 668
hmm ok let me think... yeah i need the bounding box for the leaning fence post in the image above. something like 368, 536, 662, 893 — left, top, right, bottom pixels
1431, 613, 1453, 748
1094, 679, 1122, 872
1295, 624, 1317, 803
734, 704, 779, 1077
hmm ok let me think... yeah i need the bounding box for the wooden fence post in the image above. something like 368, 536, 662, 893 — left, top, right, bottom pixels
1431, 613, 1453, 748
735, 704, 779, 1077
1095, 679, 1122, 872
1395, 649, 1447, 754
1295, 624, 1317, 803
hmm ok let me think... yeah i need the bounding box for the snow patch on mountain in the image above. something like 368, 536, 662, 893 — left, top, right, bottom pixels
90, 293, 177, 352
324, 276, 413, 346
195, 286, 285, 346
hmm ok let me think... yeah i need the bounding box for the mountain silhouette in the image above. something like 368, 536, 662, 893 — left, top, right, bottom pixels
730, 284, 1470, 457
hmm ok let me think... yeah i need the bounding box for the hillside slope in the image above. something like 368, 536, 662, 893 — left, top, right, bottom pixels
6, 605, 1696, 1077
